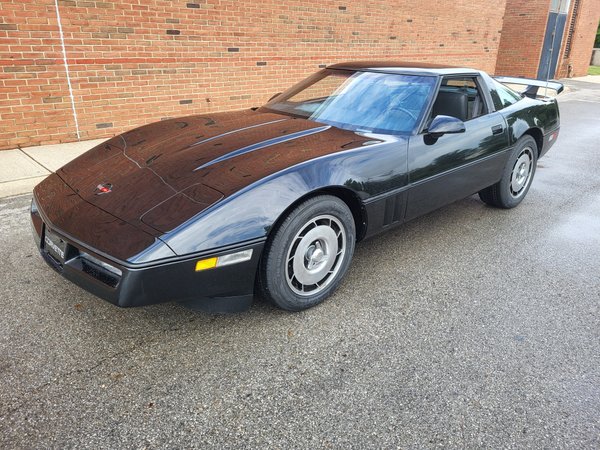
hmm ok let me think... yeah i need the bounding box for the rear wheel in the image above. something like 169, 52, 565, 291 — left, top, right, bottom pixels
479, 135, 538, 209
260, 195, 355, 311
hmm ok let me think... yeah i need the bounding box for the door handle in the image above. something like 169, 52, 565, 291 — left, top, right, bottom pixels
491, 124, 504, 135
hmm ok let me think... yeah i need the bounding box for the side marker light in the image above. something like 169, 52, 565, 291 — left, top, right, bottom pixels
195, 249, 253, 272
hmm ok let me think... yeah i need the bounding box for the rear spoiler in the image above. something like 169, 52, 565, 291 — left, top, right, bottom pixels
493, 76, 564, 99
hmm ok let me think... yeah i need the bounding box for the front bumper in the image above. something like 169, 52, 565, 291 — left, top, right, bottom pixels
31, 200, 264, 313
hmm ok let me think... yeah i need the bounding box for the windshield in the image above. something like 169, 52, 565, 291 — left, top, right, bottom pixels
261, 69, 436, 134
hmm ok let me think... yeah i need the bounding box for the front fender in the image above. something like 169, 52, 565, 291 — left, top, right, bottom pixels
161, 135, 408, 255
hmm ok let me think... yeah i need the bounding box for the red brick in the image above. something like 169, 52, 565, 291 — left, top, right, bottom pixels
496, 0, 599, 78
0, 0, 597, 150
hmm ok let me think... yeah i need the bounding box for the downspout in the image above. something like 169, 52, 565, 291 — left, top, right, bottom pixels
54, 0, 81, 140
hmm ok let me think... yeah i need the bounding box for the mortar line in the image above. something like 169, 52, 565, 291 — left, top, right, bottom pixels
54, 0, 81, 140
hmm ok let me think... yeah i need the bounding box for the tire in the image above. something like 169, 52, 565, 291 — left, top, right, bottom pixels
479, 135, 538, 209
260, 195, 356, 311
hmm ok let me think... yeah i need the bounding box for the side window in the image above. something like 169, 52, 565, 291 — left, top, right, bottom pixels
490, 79, 522, 110
431, 76, 487, 122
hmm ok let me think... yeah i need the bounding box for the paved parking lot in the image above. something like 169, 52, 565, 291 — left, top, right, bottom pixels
1, 81, 599, 448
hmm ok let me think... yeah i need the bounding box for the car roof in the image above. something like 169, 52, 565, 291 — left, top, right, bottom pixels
327, 61, 481, 77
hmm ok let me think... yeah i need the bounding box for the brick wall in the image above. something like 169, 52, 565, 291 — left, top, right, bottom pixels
1, 0, 507, 150
495, 0, 550, 78
1, 0, 76, 149
556, 0, 600, 78
496, 0, 600, 79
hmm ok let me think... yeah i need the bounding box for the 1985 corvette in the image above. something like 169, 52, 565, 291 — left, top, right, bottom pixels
31, 62, 562, 312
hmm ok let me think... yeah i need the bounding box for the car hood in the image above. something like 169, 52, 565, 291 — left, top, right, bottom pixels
58, 109, 375, 234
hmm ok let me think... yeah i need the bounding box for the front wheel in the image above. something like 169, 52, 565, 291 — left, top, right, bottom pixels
260, 195, 356, 311
479, 135, 538, 209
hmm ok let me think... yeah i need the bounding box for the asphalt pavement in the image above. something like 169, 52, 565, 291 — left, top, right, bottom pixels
1, 80, 599, 448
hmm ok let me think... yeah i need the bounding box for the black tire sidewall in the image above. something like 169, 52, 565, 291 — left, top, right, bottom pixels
497, 135, 538, 208
261, 196, 356, 311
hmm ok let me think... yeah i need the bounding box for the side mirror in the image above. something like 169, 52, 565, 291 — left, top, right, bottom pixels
427, 115, 466, 137
268, 92, 282, 102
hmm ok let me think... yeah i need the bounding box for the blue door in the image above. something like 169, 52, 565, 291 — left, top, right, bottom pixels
537, 0, 571, 80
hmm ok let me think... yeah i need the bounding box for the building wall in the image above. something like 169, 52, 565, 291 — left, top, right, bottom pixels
556, 0, 600, 78
1, 0, 76, 149
496, 0, 600, 79
495, 0, 551, 78
0, 0, 507, 150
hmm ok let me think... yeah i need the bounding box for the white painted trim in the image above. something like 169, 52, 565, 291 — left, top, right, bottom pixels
54, 0, 81, 140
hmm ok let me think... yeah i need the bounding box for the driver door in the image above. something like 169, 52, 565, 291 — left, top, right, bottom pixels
405, 76, 510, 220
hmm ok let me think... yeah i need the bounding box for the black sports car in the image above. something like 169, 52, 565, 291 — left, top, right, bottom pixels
31, 62, 563, 312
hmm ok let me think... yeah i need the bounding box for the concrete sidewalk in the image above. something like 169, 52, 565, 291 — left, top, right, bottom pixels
0, 139, 107, 198
571, 74, 600, 84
